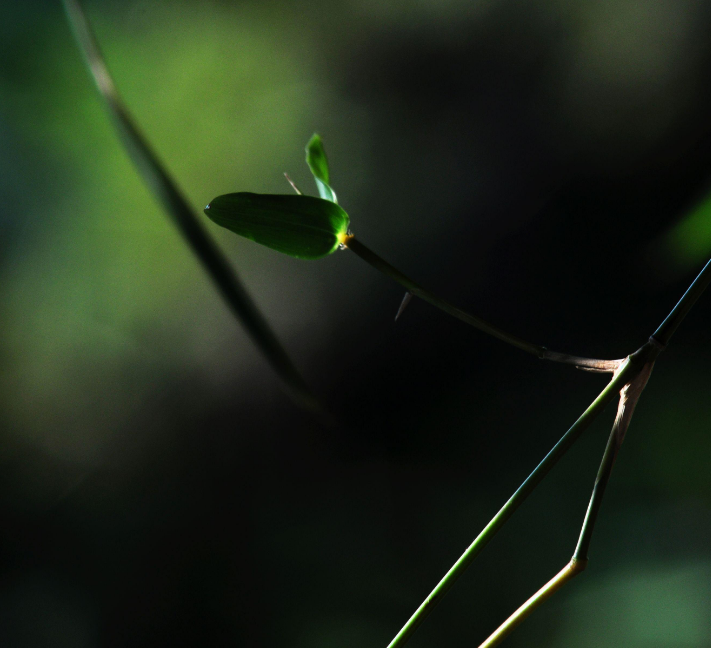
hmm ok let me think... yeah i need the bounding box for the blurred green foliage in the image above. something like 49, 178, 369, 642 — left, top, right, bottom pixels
1, 0, 331, 462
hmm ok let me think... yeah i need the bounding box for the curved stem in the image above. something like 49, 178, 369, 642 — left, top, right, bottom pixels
385, 354, 642, 648
344, 237, 621, 372
62, 0, 320, 412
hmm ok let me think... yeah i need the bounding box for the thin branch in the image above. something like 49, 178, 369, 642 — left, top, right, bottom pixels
653, 257, 711, 346
471, 253, 711, 647
385, 352, 647, 648
574, 359, 654, 560
478, 559, 586, 648
474, 417, 622, 647
344, 237, 621, 372
476, 355, 658, 648
62, 0, 320, 411
539, 350, 620, 372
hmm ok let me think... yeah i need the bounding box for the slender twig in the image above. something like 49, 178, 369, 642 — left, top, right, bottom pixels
62, 0, 320, 411
478, 559, 586, 648
573, 358, 655, 561
344, 237, 621, 372
386, 255, 711, 648
653, 257, 711, 346
476, 256, 711, 646
476, 353, 658, 648
385, 352, 645, 648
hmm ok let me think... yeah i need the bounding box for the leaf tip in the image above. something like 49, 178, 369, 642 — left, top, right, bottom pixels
305, 133, 337, 202
307, 132, 322, 146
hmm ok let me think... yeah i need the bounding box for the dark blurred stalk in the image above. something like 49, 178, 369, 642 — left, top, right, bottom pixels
62, 0, 320, 412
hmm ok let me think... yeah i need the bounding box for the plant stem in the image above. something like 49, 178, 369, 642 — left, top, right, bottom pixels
62, 0, 320, 412
384, 258, 710, 648
344, 237, 620, 372
463, 254, 711, 648
478, 559, 586, 648
574, 357, 654, 560
652, 257, 711, 346
476, 420, 623, 648
494, 254, 711, 643
571, 425, 622, 563
385, 353, 644, 648
476, 351, 659, 648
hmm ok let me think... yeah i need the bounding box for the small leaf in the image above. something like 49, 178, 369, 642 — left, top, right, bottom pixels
204, 193, 350, 260
305, 133, 338, 203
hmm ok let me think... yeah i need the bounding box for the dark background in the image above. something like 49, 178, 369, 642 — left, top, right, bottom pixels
2, 0, 711, 646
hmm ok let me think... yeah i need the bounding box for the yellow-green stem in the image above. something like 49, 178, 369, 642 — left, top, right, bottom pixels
478, 559, 586, 648
385, 353, 644, 648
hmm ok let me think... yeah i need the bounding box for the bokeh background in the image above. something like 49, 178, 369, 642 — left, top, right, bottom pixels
2, 0, 711, 646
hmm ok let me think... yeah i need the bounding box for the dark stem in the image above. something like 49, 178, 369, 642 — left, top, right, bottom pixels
653, 257, 711, 346
572, 423, 622, 562
345, 237, 621, 371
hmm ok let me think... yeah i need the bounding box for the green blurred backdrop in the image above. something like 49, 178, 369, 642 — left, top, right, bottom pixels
1, 0, 711, 646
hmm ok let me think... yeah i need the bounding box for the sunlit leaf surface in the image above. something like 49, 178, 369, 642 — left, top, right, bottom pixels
305, 133, 337, 203
205, 192, 349, 259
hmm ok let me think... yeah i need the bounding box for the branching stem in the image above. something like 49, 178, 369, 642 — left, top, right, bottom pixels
385, 245, 711, 648
573, 358, 654, 561
477, 353, 658, 648
385, 351, 647, 648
